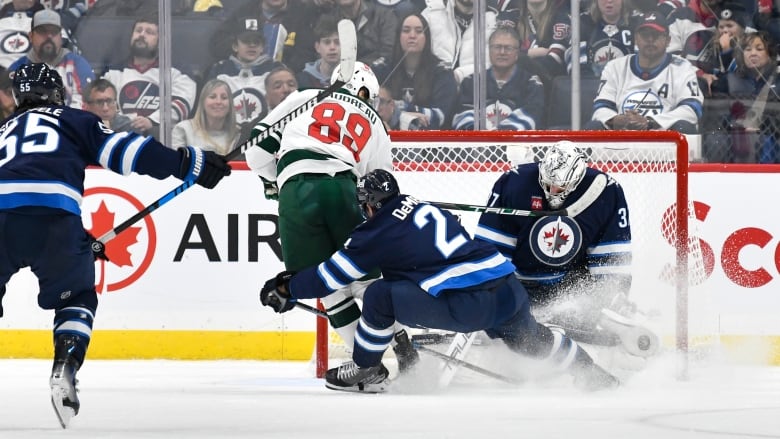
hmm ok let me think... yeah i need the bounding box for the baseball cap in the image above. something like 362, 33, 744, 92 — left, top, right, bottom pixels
234, 16, 265, 42
719, 3, 748, 29
636, 13, 668, 33
31, 9, 62, 30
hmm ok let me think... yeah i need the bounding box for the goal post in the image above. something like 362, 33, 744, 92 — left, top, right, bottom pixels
314, 130, 698, 379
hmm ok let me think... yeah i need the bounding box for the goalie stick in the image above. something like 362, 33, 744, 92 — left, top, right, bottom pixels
90, 19, 358, 257
428, 173, 608, 218
293, 303, 518, 384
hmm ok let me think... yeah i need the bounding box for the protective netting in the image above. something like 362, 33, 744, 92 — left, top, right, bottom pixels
319, 132, 706, 372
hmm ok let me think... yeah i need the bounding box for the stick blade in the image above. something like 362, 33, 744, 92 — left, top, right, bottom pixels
336, 19, 357, 83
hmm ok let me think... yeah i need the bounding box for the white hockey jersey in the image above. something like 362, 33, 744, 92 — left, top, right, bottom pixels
592, 53, 703, 129
0, 12, 31, 68
102, 64, 197, 125
246, 89, 393, 190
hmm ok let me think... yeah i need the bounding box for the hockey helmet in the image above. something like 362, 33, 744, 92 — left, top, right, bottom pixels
538, 141, 588, 209
331, 61, 380, 102
12, 63, 65, 108
357, 169, 400, 216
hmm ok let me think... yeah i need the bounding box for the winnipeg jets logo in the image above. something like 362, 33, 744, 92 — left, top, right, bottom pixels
528, 216, 582, 266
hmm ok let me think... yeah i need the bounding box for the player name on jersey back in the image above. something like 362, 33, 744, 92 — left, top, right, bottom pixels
332, 92, 379, 126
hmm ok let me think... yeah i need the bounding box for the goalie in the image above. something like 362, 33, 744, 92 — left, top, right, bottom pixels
474, 141, 660, 369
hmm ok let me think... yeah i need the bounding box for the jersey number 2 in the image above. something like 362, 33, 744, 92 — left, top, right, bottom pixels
414, 205, 467, 258
308, 102, 371, 162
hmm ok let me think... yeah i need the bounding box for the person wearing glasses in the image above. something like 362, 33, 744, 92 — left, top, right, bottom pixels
82, 78, 133, 133
453, 26, 544, 130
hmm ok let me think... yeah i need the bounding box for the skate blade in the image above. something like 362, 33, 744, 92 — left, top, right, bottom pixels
325, 379, 390, 393
50, 385, 75, 428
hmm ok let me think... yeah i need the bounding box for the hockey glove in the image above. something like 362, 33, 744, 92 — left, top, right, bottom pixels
260, 176, 279, 200
87, 232, 110, 262
260, 271, 297, 313
178, 146, 232, 189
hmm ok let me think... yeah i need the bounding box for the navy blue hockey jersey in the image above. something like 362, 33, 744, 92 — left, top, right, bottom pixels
290, 195, 516, 299
0, 105, 184, 215
474, 164, 631, 290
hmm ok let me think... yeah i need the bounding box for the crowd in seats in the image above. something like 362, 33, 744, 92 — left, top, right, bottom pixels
1, 0, 780, 163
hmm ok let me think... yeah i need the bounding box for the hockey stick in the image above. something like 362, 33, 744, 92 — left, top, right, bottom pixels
429, 173, 607, 218
294, 303, 519, 385
414, 344, 523, 385
91, 19, 358, 257
437, 331, 478, 387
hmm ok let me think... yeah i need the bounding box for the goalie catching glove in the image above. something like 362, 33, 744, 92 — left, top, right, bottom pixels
178, 146, 232, 189
260, 271, 297, 313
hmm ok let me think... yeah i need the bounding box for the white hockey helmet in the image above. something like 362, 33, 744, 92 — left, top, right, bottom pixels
538, 141, 588, 209
331, 61, 380, 102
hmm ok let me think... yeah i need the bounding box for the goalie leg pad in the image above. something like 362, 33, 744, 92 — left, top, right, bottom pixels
599, 308, 660, 358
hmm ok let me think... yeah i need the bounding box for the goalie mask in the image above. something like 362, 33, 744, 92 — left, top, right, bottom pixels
12, 63, 65, 108
331, 61, 380, 103
357, 169, 400, 217
538, 141, 588, 209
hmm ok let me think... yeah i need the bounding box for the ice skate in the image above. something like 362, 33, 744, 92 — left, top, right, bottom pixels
325, 361, 390, 393
392, 330, 420, 374
573, 363, 620, 391
50, 335, 81, 428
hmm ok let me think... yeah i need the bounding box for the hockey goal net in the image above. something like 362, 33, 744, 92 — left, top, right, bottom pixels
314, 130, 706, 378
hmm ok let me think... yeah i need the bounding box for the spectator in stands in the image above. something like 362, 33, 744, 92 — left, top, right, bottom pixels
172, 78, 240, 156
210, 0, 321, 72
377, 84, 399, 130
237, 65, 298, 143
265, 65, 298, 110
587, 13, 703, 134
571, 0, 640, 78
334, 0, 397, 71
296, 14, 340, 89
102, 15, 197, 138
682, 2, 753, 95
708, 31, 780, 163
0, 67, 15, 119
206, 14, 284, 130
453, 26, 544, 130
9, 9, 94, 109
0, 1, 85, 51
422, 0, 496, 85
380, 13, 457, 130
491, 0, 571, 83
83, 78, 132, 132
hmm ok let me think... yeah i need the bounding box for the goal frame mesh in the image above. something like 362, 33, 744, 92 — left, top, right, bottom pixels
314, 130, 691, 379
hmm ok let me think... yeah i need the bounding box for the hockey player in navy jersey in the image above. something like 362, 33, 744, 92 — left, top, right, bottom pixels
0, 63, 231, 428
474, 141, 659, 366
260, 169, 619, 393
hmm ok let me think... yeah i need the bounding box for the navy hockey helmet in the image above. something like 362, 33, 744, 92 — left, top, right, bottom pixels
12, 63, 65, 108
357, 169, 400, 216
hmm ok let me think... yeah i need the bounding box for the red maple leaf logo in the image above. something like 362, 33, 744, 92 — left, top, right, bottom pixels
88, 201, 140, 267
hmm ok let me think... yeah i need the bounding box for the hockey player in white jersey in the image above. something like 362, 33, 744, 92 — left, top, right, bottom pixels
586, 12, 703, 134
246, 62, 419, 376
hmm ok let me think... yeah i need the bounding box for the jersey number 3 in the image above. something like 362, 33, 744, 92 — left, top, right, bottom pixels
308, 102, 371, 162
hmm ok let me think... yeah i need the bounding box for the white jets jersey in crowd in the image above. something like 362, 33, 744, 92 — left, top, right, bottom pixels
0, 12, 31, 68
592, 53, 703, 129
102, 64, 196, 125
246, 89, 393, 189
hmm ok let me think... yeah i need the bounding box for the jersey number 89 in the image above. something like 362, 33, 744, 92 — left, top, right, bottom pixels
308, 102, 371, 162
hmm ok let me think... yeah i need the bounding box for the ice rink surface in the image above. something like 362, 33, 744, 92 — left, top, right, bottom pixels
2, 352, 780, 438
